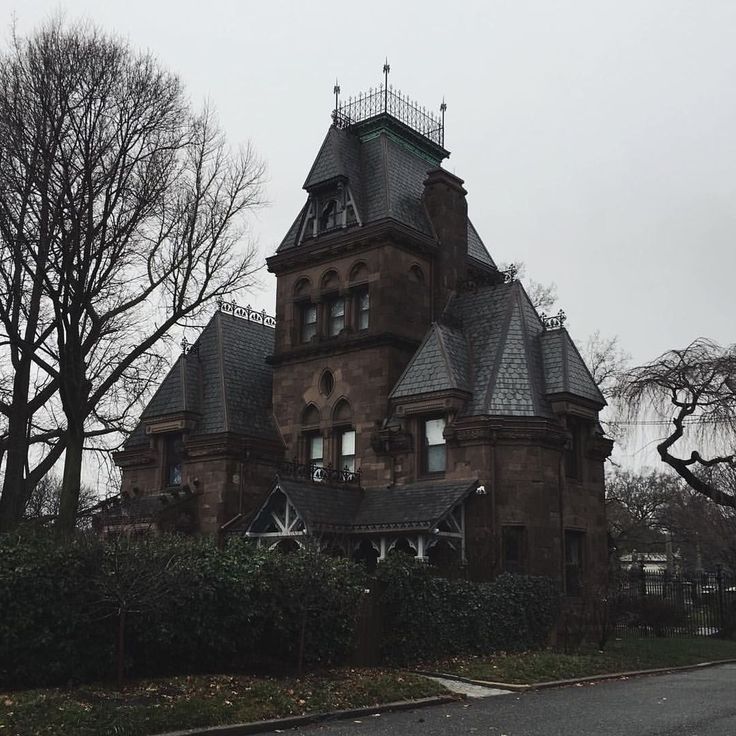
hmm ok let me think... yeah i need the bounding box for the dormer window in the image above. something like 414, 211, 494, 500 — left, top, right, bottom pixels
320, 199, 338, 231
298, 185, 361, 244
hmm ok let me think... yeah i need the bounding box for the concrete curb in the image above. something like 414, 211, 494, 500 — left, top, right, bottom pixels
414, 657, 736, 692
152, 694, 462, 736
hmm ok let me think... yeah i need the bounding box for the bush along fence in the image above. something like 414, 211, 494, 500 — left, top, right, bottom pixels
611, 564, 736, 638
0, 533, 561, 689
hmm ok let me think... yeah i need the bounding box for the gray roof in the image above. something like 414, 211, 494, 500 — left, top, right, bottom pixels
389, 280, 604, 415
467, 219, 497, 269
540, 328, 605, 405
124, 311, 279, 448
390, 323, 471, 399
251, 477, 477, 534
277, 124, 495, 271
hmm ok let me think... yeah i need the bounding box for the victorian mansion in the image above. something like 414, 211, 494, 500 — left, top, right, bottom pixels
108, 80, 612, 589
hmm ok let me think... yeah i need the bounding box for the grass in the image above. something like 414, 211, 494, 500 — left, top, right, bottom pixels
0, 669, 447, 736
429, 637, 736, 685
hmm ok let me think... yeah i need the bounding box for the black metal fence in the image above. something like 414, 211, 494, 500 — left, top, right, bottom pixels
611, 565, 736, 638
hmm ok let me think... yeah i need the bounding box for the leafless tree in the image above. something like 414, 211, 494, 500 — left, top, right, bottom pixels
23, 473, 97, 521
606, 468, 681, 554
615, 338, 736, 508
0, 20, 264, 533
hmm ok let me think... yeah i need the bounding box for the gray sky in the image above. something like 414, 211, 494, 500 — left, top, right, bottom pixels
6, 0, 736, 471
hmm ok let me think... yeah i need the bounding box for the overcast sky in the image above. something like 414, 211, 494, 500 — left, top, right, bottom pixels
6, 1, 736, 470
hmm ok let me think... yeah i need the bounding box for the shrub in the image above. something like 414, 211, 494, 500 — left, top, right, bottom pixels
375, 556, 560, 664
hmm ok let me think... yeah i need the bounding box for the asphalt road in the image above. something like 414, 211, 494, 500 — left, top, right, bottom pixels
274, 664, 736, 736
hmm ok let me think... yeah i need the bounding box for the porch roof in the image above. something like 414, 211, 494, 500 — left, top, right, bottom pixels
250, 477, 478, 535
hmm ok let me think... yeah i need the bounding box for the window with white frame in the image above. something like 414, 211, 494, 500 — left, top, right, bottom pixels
422, 417, 446, 474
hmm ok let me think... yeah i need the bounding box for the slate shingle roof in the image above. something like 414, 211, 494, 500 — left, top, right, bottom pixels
389, 280, 604, 416
540, 329, 605, 405
124, 312, 278, 448
390, 323, 471, 399
263, 477, 478, 534
277, 124, 496, 272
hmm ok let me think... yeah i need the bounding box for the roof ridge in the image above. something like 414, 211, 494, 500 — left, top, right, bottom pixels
388, 323, 440, 399
215, 311, 230, 433
482, 283, 515, 411
434, 324, 458, 390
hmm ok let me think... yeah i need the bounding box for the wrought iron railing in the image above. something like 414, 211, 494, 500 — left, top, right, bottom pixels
540, 309, 567, 330
278, 459, 361, 487
333, 84, 445, 147
217, 298, 276, 328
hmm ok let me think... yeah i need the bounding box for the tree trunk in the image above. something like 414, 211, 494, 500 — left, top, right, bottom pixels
56, 425, 84, 536
117, 608, 126, 689
0, 365, 33, 531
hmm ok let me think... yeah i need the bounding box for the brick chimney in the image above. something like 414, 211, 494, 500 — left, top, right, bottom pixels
422, 168, 468, 318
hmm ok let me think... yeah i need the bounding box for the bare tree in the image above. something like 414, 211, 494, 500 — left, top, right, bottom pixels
0, 20, 264, 533
502, 262, 558, 313
23, 473, 97, 522
615, 338, 736, 508
606, 468, 681, 554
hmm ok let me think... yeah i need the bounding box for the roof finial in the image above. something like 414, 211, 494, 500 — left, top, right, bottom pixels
440, 97, 447, 147
332, 78, 341, 123
383, 58, 390, 112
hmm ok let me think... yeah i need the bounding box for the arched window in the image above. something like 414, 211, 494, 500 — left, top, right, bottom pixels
293, 277, 311, 297
349, 261, 369, 283
321, 270, 340, 291
302, 404, 321, 426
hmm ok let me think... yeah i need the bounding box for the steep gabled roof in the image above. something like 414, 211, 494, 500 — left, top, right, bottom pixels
540, 328, 605, 406
467, 219, 496, 269
124, 311, 279, 448
249, 477, 477, 535
390, 322, 471, 399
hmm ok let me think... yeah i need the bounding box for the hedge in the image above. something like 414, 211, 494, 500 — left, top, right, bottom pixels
375, 556, 561, 663
0, 533, 560, 688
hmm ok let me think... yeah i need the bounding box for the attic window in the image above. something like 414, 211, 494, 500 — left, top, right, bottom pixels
320, 199, 338, 231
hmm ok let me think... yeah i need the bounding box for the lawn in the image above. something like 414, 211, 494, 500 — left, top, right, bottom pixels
0, 669, 447, 736
429, 637, 736, 685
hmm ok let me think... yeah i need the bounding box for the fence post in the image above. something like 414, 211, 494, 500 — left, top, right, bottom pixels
638, 559, 646, 598
716, 564, 725, 633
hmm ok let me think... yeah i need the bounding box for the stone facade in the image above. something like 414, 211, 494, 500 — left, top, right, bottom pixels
112, 92, 612, 593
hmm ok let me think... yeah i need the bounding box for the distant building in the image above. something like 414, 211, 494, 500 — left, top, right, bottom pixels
107, 76, 612, 591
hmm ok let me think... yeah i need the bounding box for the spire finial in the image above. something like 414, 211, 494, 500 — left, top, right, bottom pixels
333, 78, 341, 122
383, 58, 390, 112
440, 97, 447, 146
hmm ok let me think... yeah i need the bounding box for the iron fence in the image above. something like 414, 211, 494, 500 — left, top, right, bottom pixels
611, 565, 736, 638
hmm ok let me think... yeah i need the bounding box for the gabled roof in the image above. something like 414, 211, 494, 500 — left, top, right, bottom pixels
390, 322, 471, 399
124, 311, 279, 448
540, 328, 606, 406
249, 477, 478, 534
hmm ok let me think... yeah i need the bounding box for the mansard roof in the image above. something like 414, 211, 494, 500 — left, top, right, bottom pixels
277, 122, 495, 272
124, 310, 279, 448
249, 477, 478, 535
389, 280, 604, 415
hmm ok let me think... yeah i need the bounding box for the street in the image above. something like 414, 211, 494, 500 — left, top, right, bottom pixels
273, 664, 736, 736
